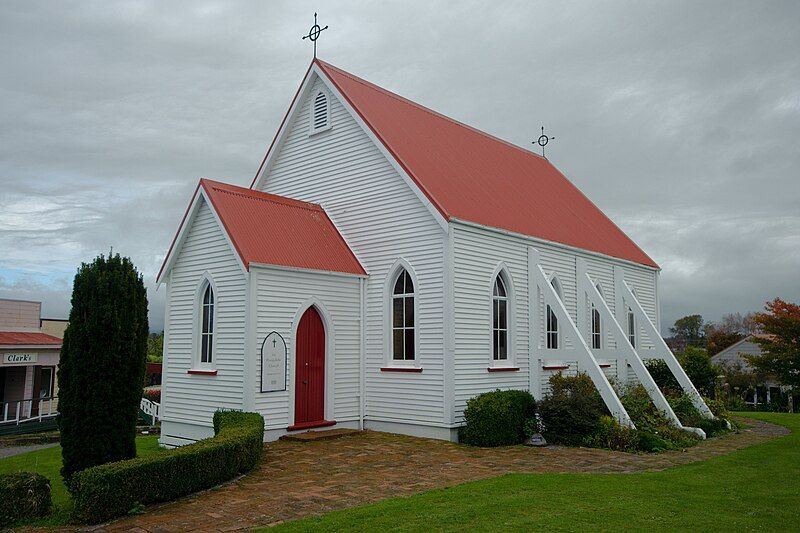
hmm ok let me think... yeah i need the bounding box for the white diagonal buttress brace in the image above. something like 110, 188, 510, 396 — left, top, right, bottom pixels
582, 273, 685, 429
534, 263, 635, 428
620, 281, 714, 419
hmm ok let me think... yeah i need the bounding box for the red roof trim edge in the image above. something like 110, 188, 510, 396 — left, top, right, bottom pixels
201, 179, 366, 276
314, 59, 658, 270
0, 332, 63, 346
199, 179, 252, 273
314, 59, 451, 222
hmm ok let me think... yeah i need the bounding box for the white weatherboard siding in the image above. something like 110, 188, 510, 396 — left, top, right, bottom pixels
452, 224, 529, 422
256, 76, 447, 427
621, 265, 659, 353
450, 222, 659, 421
161, 199, 247, 443
253, 266, 361, 436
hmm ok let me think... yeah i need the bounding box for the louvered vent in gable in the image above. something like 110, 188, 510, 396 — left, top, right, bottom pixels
309, 90, 331, 134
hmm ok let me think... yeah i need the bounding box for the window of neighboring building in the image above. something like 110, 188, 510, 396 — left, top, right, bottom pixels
392, 269, 415, 361
200, 283, 215, 364
39, 367, 54, 398
591, 304, 601, 350
492, 275, 508, 360
627, 306, 636, 349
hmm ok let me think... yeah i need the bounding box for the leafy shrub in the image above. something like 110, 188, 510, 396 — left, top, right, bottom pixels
679, 347, 720, 398
636, 431, 674, 452
658, 425, 703, 448
668, 394, 730, 438
71, 411, 264, 524
58, 254, 149, 484
620, 386, 703, 449
459, 390, 536, 446
582, 416, 640, 452
727, 395, 749, 411
703, 396, 730, 418
619, 384, 672, 433
695, 417, 731, 437
644, 359, 681, 396
669, 394, 701, 425
539, 373, 608, 445
0, 472, 51, 527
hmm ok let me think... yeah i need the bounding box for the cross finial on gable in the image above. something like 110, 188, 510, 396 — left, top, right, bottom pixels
534, 126, 555, 158
301, 12, 328, 59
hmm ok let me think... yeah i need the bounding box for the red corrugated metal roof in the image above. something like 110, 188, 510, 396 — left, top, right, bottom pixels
315, 60, 658, 269
200, 179, 366, 275
0, 332, 62, 346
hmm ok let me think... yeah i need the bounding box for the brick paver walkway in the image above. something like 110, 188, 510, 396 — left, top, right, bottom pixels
84, 418, 786, 532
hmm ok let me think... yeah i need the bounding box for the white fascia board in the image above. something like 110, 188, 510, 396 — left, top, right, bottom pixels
253, 63, 449, 234
198, 188, 249, 278
156, 187, 203, 286
249, 262, 369, 279
251, 67, 319, 191
451, 218, 661, 272
157, 187, 248, 285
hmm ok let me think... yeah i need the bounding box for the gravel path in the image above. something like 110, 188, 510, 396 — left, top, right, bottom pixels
0, 442, 58, 459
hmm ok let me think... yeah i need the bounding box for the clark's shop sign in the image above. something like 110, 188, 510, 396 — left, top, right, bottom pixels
3, 353, 38, 364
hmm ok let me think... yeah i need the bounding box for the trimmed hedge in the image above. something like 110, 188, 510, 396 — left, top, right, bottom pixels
0, 472, 52, 527
459, 389, 536, 447
71, 411, 264, 524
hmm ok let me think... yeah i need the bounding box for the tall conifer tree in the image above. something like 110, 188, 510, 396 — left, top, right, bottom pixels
58, 254, 148, 484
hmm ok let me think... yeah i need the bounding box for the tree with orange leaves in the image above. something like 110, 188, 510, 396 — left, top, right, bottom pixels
747, 298, 800, 390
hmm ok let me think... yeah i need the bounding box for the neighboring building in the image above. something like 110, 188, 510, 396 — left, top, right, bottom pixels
40, 318, 69, 339
156, 60, 712, 446
0, 299, 63, 424
712, 334, 783, 404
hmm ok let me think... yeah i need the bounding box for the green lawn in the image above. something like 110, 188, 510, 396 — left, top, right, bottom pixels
270, 412, 799, 532
0, 435, 161, 527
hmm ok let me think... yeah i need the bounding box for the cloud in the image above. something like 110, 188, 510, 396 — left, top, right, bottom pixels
1, 0, 798, 333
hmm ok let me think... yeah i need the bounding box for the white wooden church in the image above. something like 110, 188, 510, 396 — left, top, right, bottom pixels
156, 59, 712, 446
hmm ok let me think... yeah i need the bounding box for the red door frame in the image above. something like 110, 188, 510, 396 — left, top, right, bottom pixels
289, 307, 334, 430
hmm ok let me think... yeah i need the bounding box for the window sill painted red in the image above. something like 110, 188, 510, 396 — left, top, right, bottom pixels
542, 365, 569, 371
187, 369, 218, 376
487, 367, 520, 373
380, 367, 423, 373
287, 419, 336, 431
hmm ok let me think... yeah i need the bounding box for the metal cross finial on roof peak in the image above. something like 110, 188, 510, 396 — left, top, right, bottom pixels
534, 126, 555, 158
302, 12, 328, 59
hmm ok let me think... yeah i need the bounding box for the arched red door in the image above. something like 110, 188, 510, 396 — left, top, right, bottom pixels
294, 307, 326, 426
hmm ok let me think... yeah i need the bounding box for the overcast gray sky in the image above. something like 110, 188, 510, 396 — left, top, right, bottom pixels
1, 0, 798, 334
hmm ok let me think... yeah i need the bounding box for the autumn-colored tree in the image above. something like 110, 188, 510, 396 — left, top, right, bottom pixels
705, 329, 744, 356
747, 299, 800, 389
704, 312, 758, 355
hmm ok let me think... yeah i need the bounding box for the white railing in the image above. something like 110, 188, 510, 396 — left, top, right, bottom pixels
140, 397, 161, 425
0, 396, 58, 425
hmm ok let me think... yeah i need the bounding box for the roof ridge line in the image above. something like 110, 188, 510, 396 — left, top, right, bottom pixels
203, 179, 322, 212
317, 60, 548, 162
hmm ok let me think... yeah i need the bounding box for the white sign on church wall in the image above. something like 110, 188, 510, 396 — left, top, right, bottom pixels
260, 332, 287, 393
3, 353, 37, 365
